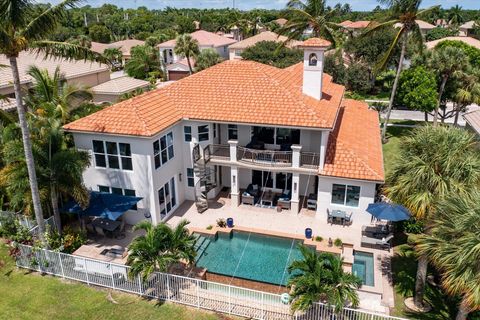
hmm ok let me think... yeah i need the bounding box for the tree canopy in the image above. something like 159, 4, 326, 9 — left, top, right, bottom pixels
241, 41, 303, 68
396, 66, 438, 112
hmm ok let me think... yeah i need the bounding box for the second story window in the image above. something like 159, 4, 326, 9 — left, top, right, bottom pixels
153, 132, 174, 169
187, 168, 194, 187
184, 126, 192, 142
93, 140, 132, 170
198, 125, 209, 141
228, 124, 238, 140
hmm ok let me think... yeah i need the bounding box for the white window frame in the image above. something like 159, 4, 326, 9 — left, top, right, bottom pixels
158, 177, 177, 218
330, 183, 361, 207
93, 140, 133, 171
153, 132, 174, 169
228, 124, 238, 140
184, 126, 192, 142
198, 125, 209, 142
186, 168, 194, 187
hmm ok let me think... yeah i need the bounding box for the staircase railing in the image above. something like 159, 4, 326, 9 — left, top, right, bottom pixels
192, 144, 201, 163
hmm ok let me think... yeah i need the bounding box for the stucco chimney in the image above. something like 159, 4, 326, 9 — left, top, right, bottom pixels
300, 38, 331, 101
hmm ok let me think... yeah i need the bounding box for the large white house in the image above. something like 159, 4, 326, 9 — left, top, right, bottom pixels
64, 38, 384, 227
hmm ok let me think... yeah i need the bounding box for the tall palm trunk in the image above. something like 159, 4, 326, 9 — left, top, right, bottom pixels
413, 255, 428, 308
50, 186, 62, 234
186, 54, 193, 74
433, 76, 448, 126
9, 56, 46, 244
381, 35, 407, 143
455, 296, 471, 320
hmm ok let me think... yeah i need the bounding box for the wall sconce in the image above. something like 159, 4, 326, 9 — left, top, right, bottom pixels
179, 173, 182, 182
294, 182, 297, 192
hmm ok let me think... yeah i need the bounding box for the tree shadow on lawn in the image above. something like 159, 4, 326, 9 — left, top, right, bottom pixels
389, 242, 458, 320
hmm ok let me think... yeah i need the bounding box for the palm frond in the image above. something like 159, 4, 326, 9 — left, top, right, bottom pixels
375, 27, 405, 72
31, 41, 110, 65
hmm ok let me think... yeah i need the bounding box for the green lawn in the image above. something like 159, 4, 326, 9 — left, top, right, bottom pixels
0, 241, 226, 320
382, 124, 415, 176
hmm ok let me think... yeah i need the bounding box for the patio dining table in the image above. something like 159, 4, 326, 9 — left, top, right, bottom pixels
92, 218, 121, 232
328, 209, 347, 225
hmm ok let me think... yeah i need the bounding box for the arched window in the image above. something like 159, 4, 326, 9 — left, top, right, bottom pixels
308, 53, 318, 66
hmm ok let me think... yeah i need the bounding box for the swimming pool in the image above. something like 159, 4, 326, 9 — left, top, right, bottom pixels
352, 251, 374, 286
195, 231, 303, 286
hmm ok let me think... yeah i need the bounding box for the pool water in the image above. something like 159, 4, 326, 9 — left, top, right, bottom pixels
352, 251, 374, 286
195, 231, 303, 286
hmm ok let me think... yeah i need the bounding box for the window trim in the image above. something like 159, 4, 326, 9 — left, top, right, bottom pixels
158, 177, 177, 218
93, 140, 132, 171
198, 125, 209, 142
186, 168, 195, 187
228, 124, 238, 140
153, 131, 174, 169
184, 126, 192, 142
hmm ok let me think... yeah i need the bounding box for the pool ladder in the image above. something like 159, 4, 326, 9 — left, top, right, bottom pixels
194, 234, 212, 263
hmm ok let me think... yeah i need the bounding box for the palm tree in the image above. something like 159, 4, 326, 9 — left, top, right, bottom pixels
386, 125, 480, 309
67, 35, 92, 48
416, 194, 480, 320
287, 245, 361, 312
125, 45, 161, 80
428, 46, 470, 125
0, 0, 107, 244
103, 47, 123, 65
127, 220, 197, 282
195, 49, 223, 72
447, 5, 464, 25
452, 68, 480, 125
278, 0, 340, 44
174, 34, 200, 75
364, 0, 439, 142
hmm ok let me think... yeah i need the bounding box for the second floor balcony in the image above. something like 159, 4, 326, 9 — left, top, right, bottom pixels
197, 143, 320, 171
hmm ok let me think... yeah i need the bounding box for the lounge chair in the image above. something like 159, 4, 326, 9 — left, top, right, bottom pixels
361, 234, 394, 250
241, 192, 255, 205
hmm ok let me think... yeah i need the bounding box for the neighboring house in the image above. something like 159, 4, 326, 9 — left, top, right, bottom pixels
166, 58, 196, 81
63, 38, 384, 227
228, 31, 302, 60
0, 51, 110, 97
459, 21, 476, 37
273, 18, 288, 27
157, 30, 237, 65
463, 110, 480, 137
425, 36, 480, 50
91, 39, 145, 65
394, 20, 435, 37
0, 98, 16, 112
91, 76, 150, 104
435, 19, 450, 28
339, 20, 371, 35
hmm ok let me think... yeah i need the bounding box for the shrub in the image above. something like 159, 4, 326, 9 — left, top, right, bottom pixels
216, 218, 227, 228
206, 225, 213, 230
324, 52, 346, 84
46, 227, 87, 254
314, 236, 323, 242
0, 217, 33, 244
345, 63, 372, 93
334, 238, 343, 247
397, 218, 425, 234
241, 41, 303, 68
425, 27, 458, 41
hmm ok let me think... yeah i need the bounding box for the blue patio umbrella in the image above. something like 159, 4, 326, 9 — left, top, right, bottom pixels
63, 191, 142, 221
366, 202, 411, 222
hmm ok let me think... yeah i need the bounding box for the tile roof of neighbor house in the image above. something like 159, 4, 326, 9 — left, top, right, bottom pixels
415, 20, 436, 30
63, 60, 344, 136
301, 38, 332, 47
90, 76, 150, 95
0, 51, 109, 90
166, 58, 196, 71
340, 20, 371, 29
463, 110, 480, 135
0, 98, 16, 112
322, 99, 384, 182
273, 18, 288, 26
157, 30, 237, 48
460, 21, 475, 29
91, 39, 145, 58
425, 36, 480, 50
229, 31, 302, 49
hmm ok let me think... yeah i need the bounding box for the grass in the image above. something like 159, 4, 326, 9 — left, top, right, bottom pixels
0, 241, 226, 320
382, 125, 415, 176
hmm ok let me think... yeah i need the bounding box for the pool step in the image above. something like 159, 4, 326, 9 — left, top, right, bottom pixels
195, 236, 212, 263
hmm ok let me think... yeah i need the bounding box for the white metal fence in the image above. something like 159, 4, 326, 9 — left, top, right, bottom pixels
0, 211, 55, 233
14, 243, 407, 320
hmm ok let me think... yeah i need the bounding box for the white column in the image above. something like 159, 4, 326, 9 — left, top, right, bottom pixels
228, 140, 238, 162
230, 166, 240, 207
291, 145, 302, 168
319, 131, 329, 169
291, 173, 300, 213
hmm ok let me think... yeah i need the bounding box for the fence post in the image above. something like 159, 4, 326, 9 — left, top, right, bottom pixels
166, 273, 171, 301
228, 285, 231, 314
196, 279, 200, 309
261, 292, 265, 319
109, 263, 115, 289
58, 252, 65, 278
137, 274, 143, 295
83, 258, 90, 285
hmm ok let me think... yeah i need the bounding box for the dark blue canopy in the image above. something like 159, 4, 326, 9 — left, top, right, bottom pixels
63, 191, 142, 221
366, 202, 411, 222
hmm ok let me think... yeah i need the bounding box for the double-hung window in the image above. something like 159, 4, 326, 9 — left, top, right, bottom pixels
153, 132, 174, 169
228, 124, 238, 140
187, 168, 194, 187
331, 184, 361, 207
93, 140, 132, 170
198, 125, 209, 141
184, 126, 192, 142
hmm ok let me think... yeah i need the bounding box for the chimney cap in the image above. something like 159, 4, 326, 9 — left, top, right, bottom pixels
300, 38, 332, 48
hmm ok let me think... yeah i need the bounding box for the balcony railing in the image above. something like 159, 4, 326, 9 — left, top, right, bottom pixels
237, 147, 292, 167
202, 144, 320, 170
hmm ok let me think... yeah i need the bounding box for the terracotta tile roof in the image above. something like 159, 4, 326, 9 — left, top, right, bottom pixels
63, 60, 344, 136
0, 51, 109, 90
321, 99, 384, 182
301, 38, 332, 47
463, 110, 480, 135
415, 20, 435, 30
274, 18, 288, 26
166, 57, 196, 71
91, 39, 145, 58
157, 30, 237, 48
460, 20, 475, 29
229, 31, 302, 49
341, 20, 371, 29
339, 20, 353, 27
90, 76, 150, 94
426, 36, 480, 50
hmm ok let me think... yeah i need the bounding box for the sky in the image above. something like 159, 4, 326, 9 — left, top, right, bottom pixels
40, 0, 479, 11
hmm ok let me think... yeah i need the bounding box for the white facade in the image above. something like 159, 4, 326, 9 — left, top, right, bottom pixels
160, 45, 230, 65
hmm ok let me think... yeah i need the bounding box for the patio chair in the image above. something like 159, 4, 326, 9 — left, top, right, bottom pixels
361, 234, 394, 250
344, 212, 353, 226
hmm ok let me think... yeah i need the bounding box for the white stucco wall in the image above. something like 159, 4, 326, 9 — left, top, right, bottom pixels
316, 176, 377, 225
